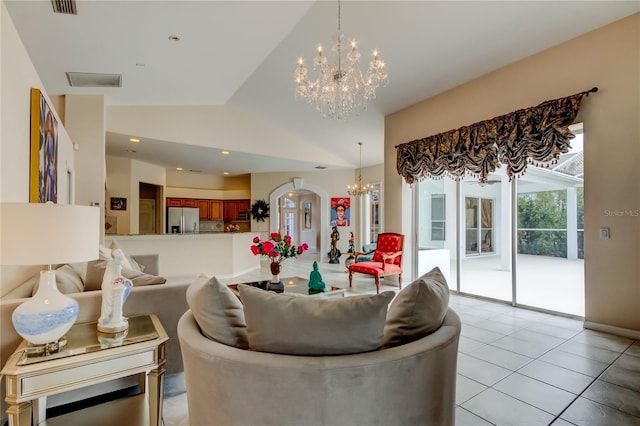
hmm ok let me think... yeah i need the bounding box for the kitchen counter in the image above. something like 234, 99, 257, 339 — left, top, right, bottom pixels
105, 233, 260, 278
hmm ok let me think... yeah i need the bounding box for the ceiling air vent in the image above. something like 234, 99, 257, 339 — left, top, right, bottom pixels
66, 72, 122, 88
314, 166, 328, 170
51, 0, 77, 15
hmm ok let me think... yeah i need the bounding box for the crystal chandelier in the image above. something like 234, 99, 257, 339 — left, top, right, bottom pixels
294, 0, 388, 120
347, 142, 373, 196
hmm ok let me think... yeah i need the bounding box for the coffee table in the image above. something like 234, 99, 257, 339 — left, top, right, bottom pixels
228, 277, 346, 298
1, 314, 168, 426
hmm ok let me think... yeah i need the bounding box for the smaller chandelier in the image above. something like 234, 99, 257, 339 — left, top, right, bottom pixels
294, 0, 388, 120
348, 142, 373, 196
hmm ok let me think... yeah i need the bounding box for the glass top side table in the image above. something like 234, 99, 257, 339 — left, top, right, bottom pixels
1, 314, 168, 426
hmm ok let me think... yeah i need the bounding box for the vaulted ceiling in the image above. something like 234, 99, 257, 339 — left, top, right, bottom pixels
5, 0, 638, 176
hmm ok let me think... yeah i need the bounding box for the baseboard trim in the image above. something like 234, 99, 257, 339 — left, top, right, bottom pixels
583, 321, 640, 340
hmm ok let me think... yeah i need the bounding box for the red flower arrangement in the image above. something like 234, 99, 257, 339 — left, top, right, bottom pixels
250, 233, 309, 263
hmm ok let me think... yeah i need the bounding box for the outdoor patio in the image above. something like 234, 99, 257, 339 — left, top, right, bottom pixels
450, 254, 585, 317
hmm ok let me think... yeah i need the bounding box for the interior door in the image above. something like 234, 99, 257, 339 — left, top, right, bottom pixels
139, 199, 156, 234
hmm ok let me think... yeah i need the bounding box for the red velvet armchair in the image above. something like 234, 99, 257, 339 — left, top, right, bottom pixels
348, 233, 404, 294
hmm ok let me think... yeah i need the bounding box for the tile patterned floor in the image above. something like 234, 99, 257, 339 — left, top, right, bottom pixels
163, 253, 640, 426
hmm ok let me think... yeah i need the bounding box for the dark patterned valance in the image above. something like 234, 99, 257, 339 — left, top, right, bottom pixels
396, 88, 597, 185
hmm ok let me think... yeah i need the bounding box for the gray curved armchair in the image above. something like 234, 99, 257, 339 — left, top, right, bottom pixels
178, 308, 461, 426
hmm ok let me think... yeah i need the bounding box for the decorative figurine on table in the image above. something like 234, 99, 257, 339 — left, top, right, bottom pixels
328, 226, 341, 264
308, 261, 326, 293
344, 232, 356, 271
97, 249, 133, 334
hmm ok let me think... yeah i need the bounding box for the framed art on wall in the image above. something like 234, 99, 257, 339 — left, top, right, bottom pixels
304, 202, 311, 229
111, 197, 127, 211
30, 88, 58, 203
330, 197, 350, 227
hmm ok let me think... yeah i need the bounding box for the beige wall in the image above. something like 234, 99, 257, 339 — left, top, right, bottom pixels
385, 14, 640, 331
105, 156, 166, 235
65, 94, 106, 237
250, 168, 385, 259
0, 4, 76, 293
166, 169, 226, 189
105, 156, 132, 234
107, 105, 351, 168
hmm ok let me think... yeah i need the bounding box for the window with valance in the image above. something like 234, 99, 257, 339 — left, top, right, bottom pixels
395, 88, 597, 185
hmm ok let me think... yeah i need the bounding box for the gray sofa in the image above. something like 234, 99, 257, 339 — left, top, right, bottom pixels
178, 307, 461, 426
0, 254, 195, 423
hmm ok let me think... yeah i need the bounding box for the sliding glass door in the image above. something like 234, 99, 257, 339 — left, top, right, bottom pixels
459, 179, 511, 301
414, 124, 585, 316
414, 125, 585, 317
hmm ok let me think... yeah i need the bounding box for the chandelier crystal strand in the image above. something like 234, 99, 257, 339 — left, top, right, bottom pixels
347, 142, 373, 196
294, 0, 388, 120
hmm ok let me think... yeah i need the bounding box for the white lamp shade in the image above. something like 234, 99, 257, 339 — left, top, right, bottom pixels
0, 203, 100, 266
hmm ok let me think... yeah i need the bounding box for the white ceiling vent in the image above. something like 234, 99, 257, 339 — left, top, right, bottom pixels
66, 72, 122, 88
51, 0, 77, 15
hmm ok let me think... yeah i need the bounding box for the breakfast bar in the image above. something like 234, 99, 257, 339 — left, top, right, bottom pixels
104, 233, 260, 278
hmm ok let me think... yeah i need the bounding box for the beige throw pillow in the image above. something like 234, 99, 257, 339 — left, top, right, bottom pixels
382, 267, 450, 348
110, 240, 144, 272
239, 284, 394, 355
83, 257, 165, 291
31, 264, 84, 296
186, 275, 248, 349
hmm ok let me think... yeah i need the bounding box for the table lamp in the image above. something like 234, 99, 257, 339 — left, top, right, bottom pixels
0, 203, 99, 354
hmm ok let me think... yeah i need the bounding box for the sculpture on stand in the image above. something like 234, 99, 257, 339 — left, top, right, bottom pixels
344, 232, 356, 271
308, 261, 326, 294
97, 249, 133, 334
328, 226, 341, 264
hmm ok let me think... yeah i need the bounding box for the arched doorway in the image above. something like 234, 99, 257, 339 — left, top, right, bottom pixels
270, 179, 329, 262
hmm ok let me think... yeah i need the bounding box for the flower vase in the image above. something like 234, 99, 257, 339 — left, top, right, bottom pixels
11, 270, 79, 354
270, 262, 281, 283
267, 262, 284, 293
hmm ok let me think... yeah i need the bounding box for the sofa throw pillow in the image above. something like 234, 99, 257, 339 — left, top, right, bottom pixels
123, 269, 167, 286
83, 254, 165, 291
186, 275, 248, 349
382, 267, 450, 348
31, 264, 84, 296
110, 240, 144, 272
239, 284, 394, 355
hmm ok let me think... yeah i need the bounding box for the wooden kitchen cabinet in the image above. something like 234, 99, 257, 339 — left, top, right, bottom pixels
197, 199, 210, 220
223, 199, 250, 221
167, 197, 198, 208
209, 200, 223, 221
196, 199, 223, 221
166, 198, 183, 207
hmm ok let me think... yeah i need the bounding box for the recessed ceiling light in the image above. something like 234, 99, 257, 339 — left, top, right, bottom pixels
129, 138, 140, 143
221, 151, 230, 155
223, 172, 230, 175
176, 167, 183, 171
168, 35, 180, 42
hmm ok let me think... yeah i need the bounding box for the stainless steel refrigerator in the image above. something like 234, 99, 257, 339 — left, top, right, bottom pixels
167, 207, 199, 234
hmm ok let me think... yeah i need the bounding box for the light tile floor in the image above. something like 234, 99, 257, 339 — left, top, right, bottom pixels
163, 252, 640, 426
